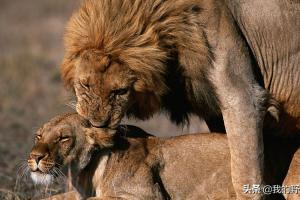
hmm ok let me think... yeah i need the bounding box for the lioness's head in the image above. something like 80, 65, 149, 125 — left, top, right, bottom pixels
61, 0, 171, 128
27, 113, 114, 185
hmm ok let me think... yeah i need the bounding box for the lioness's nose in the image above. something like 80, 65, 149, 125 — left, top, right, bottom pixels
30, 152, 47, 163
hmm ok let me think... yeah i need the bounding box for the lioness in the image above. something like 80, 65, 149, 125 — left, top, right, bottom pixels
28, 114, 298, 200
61, 0, 300, 198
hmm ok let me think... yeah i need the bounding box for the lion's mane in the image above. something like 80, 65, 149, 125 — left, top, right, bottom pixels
61, 0, 220, 124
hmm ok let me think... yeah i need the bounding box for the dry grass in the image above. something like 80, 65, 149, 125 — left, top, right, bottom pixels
0, 1, 207, 199
0, 1, 80, 199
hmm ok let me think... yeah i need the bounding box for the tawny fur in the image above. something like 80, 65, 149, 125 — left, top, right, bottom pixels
32, 114, 298, 200
61, 0, 221, 124
61, 0, 300, 199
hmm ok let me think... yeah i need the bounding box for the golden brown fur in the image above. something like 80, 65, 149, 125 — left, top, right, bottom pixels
30, 114, 299, 200
283, 148, 300, 200
27, 113, 115, 186
61, 1, 300, 198
61, 0, 221, 127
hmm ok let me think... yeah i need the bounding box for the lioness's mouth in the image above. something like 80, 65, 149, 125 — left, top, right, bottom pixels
30, 171, 53, 185
31, 168, 43, 173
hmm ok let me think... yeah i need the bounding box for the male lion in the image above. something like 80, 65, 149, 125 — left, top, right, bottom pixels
29, 114, 298, 200
61, 0, 300, 199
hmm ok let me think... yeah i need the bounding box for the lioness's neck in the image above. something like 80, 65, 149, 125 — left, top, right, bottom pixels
71, 150, 110, 198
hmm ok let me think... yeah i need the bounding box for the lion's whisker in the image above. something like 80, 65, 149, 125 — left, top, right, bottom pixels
65, 101, 77, 111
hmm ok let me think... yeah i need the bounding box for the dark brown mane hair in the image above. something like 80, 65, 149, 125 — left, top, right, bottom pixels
61, 0, 220, 125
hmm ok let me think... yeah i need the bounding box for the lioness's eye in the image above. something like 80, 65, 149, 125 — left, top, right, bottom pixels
35, 135, 41, 140
113, 88, 128, 96
59, 136, 70, 143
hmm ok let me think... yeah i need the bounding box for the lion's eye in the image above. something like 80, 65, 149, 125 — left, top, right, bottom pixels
113, 88, 128, 96
80, 79, 90, 89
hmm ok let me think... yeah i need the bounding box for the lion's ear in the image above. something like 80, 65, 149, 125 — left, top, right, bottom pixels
61, 56, 76, 90
84, 127, 115, 148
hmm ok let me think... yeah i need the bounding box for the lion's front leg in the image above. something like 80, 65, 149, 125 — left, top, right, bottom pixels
215, 74, 267, 200
222, 91, 266, 200
211, 32, 270, 200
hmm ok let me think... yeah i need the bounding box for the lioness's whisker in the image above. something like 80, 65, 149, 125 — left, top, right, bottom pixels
16, 163, 27, 175
16, 161, 27, 168
51, 168, 63, 182
53, 167, 66, 180
42, 173, 48, 185
50, 170, 60, 181
55, 162, 63, 167
44, 176, 54, 199
16, 162, 29, 178
23, 168, 30, 181
51, 168, 60, 179
16, 159, 28, 163
15, 163, 29, 192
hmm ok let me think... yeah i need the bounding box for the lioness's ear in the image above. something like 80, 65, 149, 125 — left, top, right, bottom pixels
84, 127, 115, 149
61, 55, 76, 90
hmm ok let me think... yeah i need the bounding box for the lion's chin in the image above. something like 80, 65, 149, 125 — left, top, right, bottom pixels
30, 171, 53, 185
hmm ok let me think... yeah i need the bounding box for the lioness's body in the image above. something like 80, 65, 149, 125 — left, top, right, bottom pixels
29, 114, 298, 200
52, 134, 298, 200
78, 133, 234, 200
29, 114, 233, 200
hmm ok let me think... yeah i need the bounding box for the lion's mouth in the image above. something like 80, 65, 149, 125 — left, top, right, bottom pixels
90, 120, 108, 128
90, 118, 119, 129
89, 112, 123, 129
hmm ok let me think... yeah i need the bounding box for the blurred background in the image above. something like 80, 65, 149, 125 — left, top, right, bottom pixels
0, 0, 207, 199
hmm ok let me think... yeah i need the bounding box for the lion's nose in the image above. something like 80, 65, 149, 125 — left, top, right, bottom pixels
30, 152, 47, 163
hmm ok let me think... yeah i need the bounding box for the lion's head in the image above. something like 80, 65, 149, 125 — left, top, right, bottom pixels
27, 113, 114, 185
61, 0, 212, 128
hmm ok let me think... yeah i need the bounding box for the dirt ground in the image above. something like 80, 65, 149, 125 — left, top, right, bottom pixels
0, 1, 207, 199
